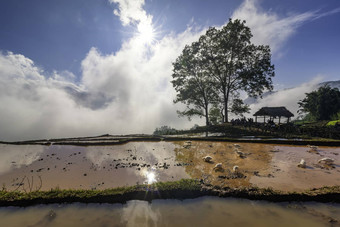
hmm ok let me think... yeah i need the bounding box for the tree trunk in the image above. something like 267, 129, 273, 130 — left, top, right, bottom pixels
205, 114, 209, 126
204, 105, 209, 137
204, 104, 209, 126
224, 89, 229, 123
224, 100, 228, 123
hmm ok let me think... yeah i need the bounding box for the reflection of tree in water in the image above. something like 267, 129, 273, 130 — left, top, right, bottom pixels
12, 175, 42, 192
28, 210, 56, 227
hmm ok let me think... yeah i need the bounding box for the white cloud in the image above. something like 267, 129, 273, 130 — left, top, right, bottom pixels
232, 0, 315, 55
1, 0, 338, 141
313, 7, 340, 20
0, 25, 202, 141
247, 76, 323, 119
109, 0, 150, 26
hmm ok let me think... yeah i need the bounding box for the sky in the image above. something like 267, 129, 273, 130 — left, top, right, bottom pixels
0, 0, 339, 141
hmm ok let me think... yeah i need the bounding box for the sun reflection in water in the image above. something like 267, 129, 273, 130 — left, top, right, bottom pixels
143, 168, 157, 184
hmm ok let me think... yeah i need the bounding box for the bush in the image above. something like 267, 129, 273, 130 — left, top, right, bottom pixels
153, 126, 178, 135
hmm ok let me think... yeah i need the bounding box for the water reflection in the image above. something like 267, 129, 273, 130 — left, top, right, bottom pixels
142, 168, 157, 184
0, 144, 44, 174
122, 200, 159, 227
0, 197, 338, 226
0, 142, 190, 191
0, 141, 339, 192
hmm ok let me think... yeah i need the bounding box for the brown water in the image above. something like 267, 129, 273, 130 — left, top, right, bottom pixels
0, 197, 339, 227
174, 141, 340, 191
0, 142, 190, 191
0, 141, 339, 192
251, 145, 340, 191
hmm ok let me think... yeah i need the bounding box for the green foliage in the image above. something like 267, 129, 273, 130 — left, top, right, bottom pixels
326, 120, 340, 126
198, 19, 274, 123
172, 40, 218, 126
172, 19, 274, 124
209, 104, 224, 125
230, 98, 250, 117
331, 111, 340, 121
298, 86, 340, 121
153, 126, 178, 135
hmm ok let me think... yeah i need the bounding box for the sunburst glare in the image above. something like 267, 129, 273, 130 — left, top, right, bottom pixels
142, 168, 157, 184
137, 20, 156, 45
146, 171, 156, 184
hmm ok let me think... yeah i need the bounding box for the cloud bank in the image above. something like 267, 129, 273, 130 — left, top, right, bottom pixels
0, 0, 335, 141
246, 77, 323, 120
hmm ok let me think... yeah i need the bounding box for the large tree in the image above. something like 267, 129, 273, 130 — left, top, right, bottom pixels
172, 19, 275, 124
298, 86, 340, 121
172, 42, 217, 126
199, 19, 275, 122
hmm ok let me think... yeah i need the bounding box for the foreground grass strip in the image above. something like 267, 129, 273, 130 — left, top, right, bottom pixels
0, 180, 339, 207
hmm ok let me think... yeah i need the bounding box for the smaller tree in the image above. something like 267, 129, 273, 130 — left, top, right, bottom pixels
209, 104, 224, 125
298, 86, 340, 121
172, 43, 217, 126
153, 126, 177, 135
230, 98, 250, 117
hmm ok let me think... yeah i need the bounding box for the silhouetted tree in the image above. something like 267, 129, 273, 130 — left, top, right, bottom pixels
209, 104, 224, 125
172, 42, 217, 126
230, 98, 250, 117
172, 19, 274, 123
153, 126, 177, 135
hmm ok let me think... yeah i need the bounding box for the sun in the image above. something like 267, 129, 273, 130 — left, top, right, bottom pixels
137, 21, 155, 45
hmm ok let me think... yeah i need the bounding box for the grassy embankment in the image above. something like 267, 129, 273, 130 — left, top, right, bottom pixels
0, 179, 339, 207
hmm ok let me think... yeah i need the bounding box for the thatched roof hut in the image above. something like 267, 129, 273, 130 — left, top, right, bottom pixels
253, 107, 294, 123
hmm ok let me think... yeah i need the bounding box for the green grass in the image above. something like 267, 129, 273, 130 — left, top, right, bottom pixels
327, 120, 340, 126
0, 179, 339, 206
0, 179, 201, 203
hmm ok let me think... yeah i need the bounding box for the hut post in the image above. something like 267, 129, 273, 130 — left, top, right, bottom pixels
255, 116, 257, 123
264, 116, 266, 123
279, 116, 281, 124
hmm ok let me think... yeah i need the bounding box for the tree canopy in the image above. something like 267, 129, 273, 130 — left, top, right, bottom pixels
172, 41, 217, 126
298, 86, 340, 121
172, 19, 274, 125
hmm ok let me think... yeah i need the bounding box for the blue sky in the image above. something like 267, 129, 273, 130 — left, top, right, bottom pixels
0, 0, 339, 140
1, 0, 339, 85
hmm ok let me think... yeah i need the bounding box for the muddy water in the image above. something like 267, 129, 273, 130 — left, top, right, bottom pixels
251, 145, 340, 191
0, 141, 339, 192
0, 197, 339, 227
174, 141, 340, 191
174, 141, 273, 188
0, 142, 190, 191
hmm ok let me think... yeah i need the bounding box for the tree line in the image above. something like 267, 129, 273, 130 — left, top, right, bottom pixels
298, 85, 340, 121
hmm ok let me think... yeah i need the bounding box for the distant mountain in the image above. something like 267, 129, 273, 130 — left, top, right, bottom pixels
244, 80, 340, 105
319, 80, 340, 89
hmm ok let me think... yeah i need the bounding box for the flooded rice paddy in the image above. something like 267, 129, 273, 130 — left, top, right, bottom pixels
0, 141, 339, 192
0, 197, 339, 227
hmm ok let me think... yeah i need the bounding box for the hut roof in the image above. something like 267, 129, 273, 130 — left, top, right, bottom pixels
253, 107, 294, 118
